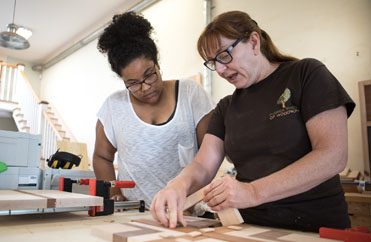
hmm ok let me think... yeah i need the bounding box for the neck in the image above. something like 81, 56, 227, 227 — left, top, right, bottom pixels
258, 58, 279, 82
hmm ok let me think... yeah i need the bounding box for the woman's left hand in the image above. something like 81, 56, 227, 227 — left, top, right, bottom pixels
203, 176, 257, 211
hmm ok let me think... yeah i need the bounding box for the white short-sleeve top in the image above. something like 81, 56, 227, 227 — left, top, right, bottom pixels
97, 79, 214, 207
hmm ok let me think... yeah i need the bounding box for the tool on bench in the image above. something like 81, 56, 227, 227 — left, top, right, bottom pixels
58, 177, 145, 216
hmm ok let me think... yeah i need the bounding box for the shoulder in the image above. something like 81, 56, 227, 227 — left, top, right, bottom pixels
280, 58, 323, 70
102, 90, 128, 108
216, 95, 232, 110
106, 90, 127, 101
179, 79, 202, 89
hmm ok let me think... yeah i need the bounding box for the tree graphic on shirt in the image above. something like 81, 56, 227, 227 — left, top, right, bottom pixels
277, 88, 291, 109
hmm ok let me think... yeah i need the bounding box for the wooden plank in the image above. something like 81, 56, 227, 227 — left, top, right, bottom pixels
21, 189, 103, 207
0, 190, 103, 210
0, 190, 48, 210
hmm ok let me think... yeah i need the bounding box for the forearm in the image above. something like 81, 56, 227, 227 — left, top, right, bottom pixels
169, 134, 224, 196
173, 159, 217, 196
93, 154, 116, 181
251, 147, 346, 207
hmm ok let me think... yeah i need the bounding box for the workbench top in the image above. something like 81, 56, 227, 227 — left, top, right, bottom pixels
0, 210, 338, 242
0, 210, 147, 242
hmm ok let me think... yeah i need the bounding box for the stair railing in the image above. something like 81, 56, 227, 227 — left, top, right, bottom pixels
0, 62, 68, 162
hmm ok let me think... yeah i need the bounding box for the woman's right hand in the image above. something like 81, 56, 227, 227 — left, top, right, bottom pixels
110, 187, 127, 201
150, 184, 187, 228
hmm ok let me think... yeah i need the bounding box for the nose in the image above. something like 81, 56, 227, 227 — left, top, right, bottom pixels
141, 82, 151, 91
215, 62, 227, 75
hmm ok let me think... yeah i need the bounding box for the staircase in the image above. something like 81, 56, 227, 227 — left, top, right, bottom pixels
0, 61, 77, 167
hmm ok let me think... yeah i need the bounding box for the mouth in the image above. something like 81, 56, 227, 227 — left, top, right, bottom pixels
143, 91, 157, 99
225, 72, 238, 83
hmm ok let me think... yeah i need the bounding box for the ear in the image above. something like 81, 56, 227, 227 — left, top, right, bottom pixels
249, 31, 261, 55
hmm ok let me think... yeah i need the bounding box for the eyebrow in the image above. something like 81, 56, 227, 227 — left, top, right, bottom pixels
126, 65, 155, 82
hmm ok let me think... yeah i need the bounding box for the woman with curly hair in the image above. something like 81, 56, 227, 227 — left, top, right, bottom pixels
93, 11, 214, 208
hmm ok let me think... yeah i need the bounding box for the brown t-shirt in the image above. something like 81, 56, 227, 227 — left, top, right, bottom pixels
207, 58, 355, 232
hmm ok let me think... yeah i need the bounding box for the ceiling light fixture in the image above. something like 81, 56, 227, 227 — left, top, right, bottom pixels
0, 0, 30, 50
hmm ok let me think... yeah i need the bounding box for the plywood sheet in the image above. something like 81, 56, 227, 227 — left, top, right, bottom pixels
0, 190, 103, 210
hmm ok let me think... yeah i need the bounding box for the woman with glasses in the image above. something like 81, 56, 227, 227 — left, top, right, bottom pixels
93, 11, 214, 208
151, 11, 355, 232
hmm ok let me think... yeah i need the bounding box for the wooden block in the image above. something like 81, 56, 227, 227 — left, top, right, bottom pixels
186, 231, 202, 237
91, 223, 141, 241
217, 208, 244, 226
57, 140, 90, 170
199, 228, 215, 233
227, 225, 243, 230
183, 185, 243, 226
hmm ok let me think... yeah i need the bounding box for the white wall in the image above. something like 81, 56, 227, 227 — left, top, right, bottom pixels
39, 0, 371, 173
211, 0, 371, 172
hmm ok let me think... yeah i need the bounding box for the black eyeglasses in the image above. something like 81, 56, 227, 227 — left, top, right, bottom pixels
204, 37, 245, 71
125, 65, 158, 92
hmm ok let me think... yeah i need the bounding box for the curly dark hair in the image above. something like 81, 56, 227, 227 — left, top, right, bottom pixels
97, 11, 158, 76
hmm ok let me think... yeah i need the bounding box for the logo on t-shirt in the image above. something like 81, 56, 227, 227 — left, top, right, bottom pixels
269, 88, 299, 120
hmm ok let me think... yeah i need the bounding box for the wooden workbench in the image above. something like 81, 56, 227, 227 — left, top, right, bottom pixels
0, 210, 340, 242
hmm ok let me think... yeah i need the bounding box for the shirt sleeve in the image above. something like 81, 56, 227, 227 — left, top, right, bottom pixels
97, 97, 117, 148
300, 59, 355, 123
206, 95, 231, 140
187, 79, 215, 125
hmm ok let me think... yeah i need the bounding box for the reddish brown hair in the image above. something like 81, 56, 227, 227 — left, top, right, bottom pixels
197, 11, 297, 63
